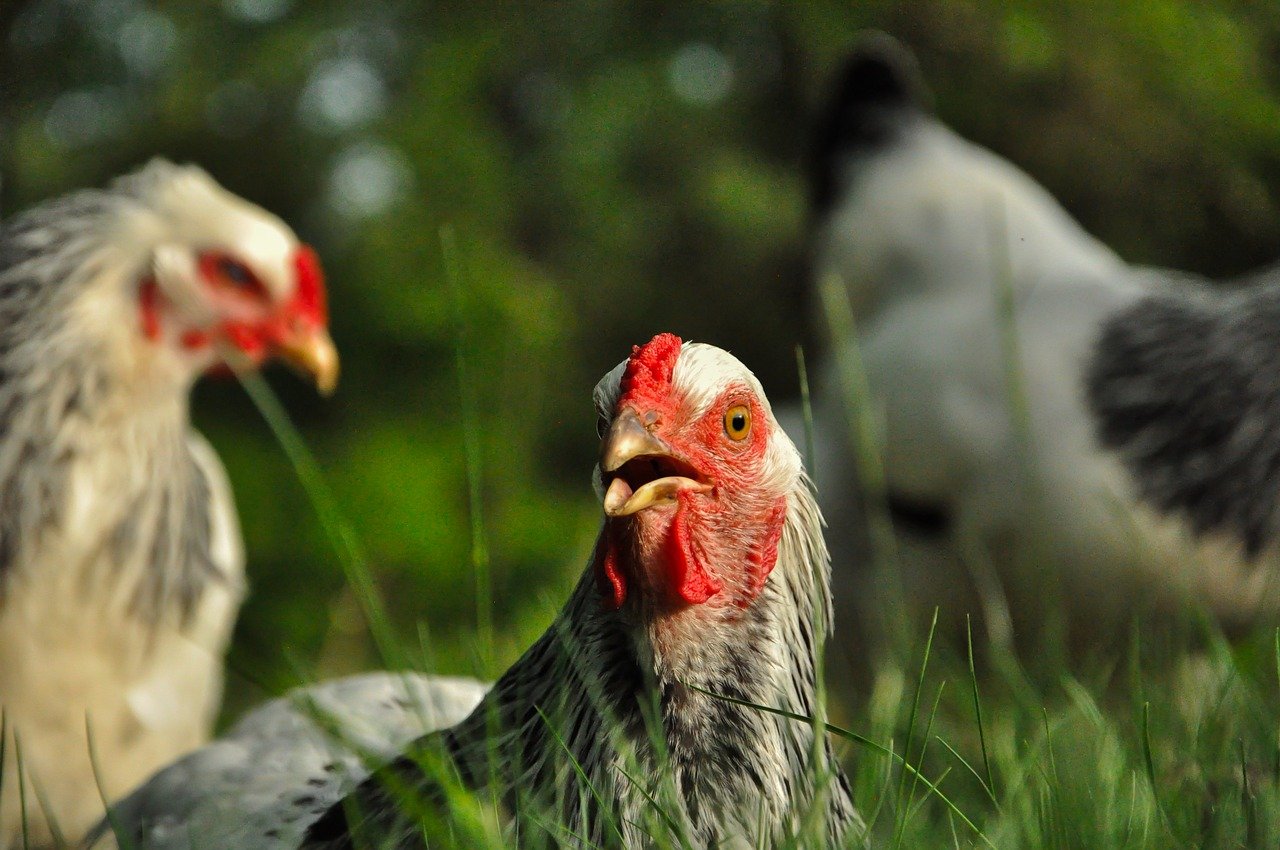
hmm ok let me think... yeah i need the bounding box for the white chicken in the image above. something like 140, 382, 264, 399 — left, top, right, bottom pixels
803, 34, 1280, 661
0, 160, 337, 846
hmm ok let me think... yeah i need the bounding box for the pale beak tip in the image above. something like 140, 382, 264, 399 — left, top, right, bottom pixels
279, 329, 340, 396
603, 477, 632, 517
315, 353, 339, 396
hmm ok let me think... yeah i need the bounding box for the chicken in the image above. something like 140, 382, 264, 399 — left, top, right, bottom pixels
86, 673, 488, 850
95, 334, 862, 849
801, 34, 1280, 660
0, 160, 337, 847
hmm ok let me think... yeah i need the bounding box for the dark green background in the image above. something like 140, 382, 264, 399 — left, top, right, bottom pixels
3, 0, 1279, 719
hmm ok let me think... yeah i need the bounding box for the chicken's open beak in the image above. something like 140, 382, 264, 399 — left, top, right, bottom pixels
276, 327, 340, 395
600, 410, 712, 517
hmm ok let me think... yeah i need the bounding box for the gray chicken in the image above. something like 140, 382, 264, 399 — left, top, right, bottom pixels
95, 334, 862, 849
88, 673, 488, 849
802, 34, 1280, 661
0, 161, 337, 847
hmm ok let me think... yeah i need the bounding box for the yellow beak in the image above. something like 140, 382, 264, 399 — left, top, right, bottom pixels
599, 410, 712, 517
600, 409, 669, 473
277, 327, 340, 395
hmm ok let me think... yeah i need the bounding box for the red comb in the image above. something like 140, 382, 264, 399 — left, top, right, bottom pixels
291, 245, 328, 327
620, 333, 682, 400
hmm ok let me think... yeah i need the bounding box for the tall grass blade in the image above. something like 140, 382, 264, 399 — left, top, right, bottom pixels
906, 765, 951, 824
901, 682, 946, 832
614, 763, 694, 850
237, 371, 401, 667
935, 737, 999, 813
795, 345, 817, 475
85, 719, 137, 850
1241, 737, 1257, 846
14, 735, 28, 850
1140, 701, 1156, 787
986, 196, 1067, 642
534, 706, 628, 847
1274, 627, 1280, 786
439, 224, 494, 668
893, 607, 939, 848
986, 197, 1033, 487
25, 770, 65, 850
0, 710, 6, 818
817, 272, 898, 574
523, 811, 606, 850
1138, 697, 1176, 835
1040, 707, 1059, 791
793, 342, 834, 810
858, 736, 896, 838
966, 614, 997, 803
690, 684, 993, 848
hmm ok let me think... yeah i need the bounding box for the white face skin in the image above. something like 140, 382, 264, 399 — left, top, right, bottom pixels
151, 174, 296, 320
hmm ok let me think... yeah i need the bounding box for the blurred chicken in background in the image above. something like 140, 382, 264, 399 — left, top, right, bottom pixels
798, 34, 1280, 673
0, 161, 337, 847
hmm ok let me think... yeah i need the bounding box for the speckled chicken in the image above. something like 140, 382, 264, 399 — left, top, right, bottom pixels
94, 334, 862, 849
0, 161, 336, 847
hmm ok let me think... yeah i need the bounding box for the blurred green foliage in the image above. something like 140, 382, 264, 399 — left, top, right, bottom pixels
2, 0, 1280, 723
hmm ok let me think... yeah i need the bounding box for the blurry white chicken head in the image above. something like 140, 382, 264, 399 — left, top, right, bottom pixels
807, 30, 928, 217
809, 34, 1125, 330
116, 160, 338, 392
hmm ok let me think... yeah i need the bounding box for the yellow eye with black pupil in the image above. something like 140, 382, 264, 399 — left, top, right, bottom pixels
724, 405, 751, 441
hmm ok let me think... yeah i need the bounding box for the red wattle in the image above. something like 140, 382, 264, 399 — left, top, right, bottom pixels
666, 504, 722, 605
742, 497, 787, 605
594, 525, 626, 610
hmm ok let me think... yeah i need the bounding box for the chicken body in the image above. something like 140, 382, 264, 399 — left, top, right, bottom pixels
0, 162, 335, 846
803, 35, 1280, 662
304, 336, 860, 848
0, 430, 242, 847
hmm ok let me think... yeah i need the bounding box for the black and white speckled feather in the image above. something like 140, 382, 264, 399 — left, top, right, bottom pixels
1088, 286, 1280, 557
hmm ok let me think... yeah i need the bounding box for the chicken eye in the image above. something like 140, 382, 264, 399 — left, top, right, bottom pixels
723, 405, 751, 441
199, 251, 265, 297
219, 258, 256, 289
